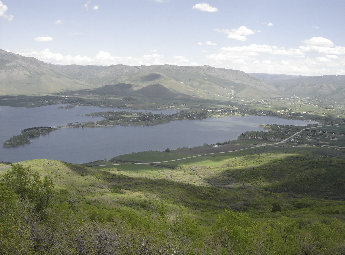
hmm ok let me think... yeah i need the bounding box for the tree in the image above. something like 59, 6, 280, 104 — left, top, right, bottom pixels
1, 164, 53, 213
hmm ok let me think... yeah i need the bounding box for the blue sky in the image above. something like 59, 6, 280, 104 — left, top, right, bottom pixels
1, 0, 345, 75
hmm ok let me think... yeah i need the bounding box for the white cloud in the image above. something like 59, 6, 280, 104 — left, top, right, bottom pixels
216, 26, 255, 41
206, 41, 217, 46
326, 54, 338, 59
0, 1, 14, 21
173, 56, 189, 63
266, 22, 274, 27
34, 36, 53, 42
299, 37, 345, 56
303, 36, 334, 47
198, 41, 217, 46
206, 36, 345, 75
84, 1, 99, 11
193, 3, 218, 13
55, 19, 63, 25
172, 56, 198, 66
96, 50, 113, 62
316, 57, 330, 63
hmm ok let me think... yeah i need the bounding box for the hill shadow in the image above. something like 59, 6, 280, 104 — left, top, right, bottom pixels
99, 170, 262, 213
205, 153, 345, 200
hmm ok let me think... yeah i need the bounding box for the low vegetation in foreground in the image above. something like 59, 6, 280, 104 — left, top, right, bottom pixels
1, 142, 344, 254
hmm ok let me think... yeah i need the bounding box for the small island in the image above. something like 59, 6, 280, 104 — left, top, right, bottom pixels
70, 110, 209, 128
3, 127, 57, 148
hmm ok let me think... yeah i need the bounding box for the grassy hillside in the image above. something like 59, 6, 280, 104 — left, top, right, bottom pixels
1, 144, 344, 254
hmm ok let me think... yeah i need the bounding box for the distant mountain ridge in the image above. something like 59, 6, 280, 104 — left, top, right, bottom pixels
0, 50, 276, 99
1, 49, 344, 101
250, 73, 345, 101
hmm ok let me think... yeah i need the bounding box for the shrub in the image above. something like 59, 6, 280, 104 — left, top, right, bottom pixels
1, 164, 53, 213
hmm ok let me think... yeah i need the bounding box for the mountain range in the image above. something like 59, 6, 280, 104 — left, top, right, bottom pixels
1, 49, 344, 101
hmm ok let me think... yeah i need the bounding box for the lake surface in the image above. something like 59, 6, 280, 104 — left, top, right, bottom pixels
0, 105, 313, 163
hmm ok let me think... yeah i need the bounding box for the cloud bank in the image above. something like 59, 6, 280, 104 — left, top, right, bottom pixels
15, 37, 345, 75
207, 37, 345, 75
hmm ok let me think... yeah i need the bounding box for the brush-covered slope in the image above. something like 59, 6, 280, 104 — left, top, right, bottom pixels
0, 50, 277, 99
1, 145, 345, 254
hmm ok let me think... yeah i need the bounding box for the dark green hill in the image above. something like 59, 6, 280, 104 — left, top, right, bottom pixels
135, 84, 186, 98
140, 73, 162, 82
72, 83, 190, 100
89, 83, 134, 96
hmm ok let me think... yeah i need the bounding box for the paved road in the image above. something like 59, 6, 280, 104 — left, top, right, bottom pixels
276, 129, 304, 144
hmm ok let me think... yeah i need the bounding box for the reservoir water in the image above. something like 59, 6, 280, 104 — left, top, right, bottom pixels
0, 105, 313, 163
